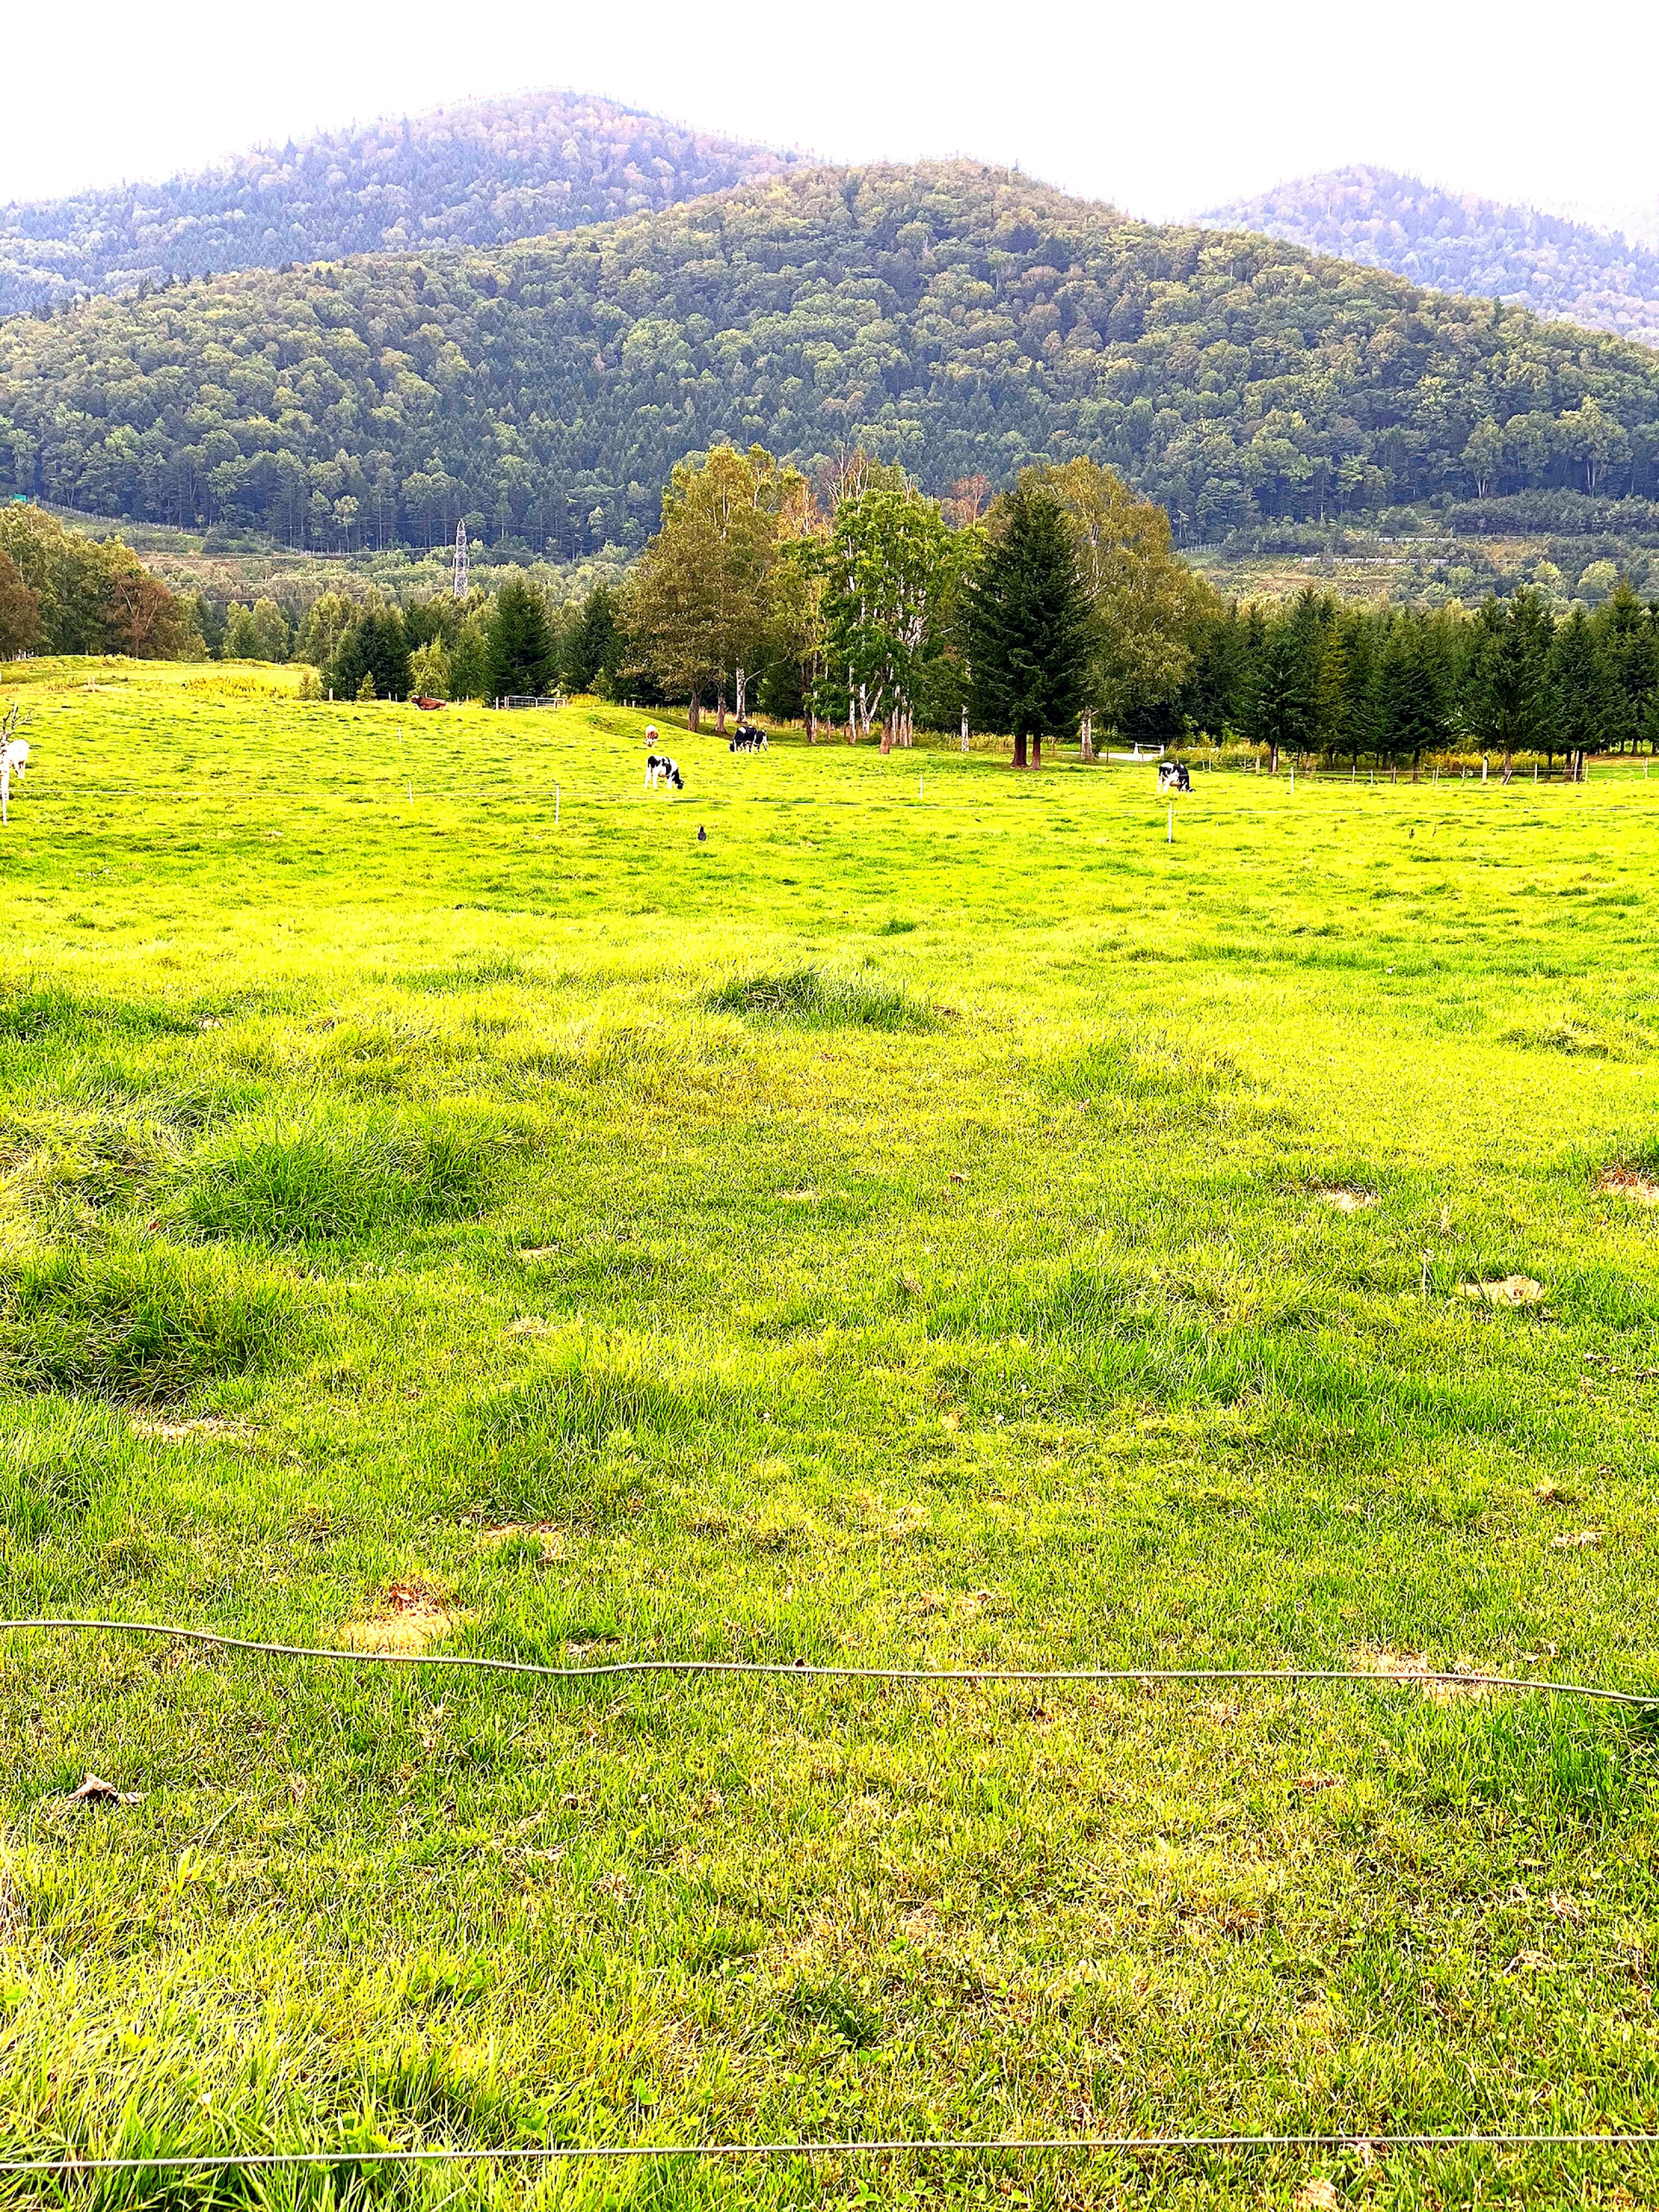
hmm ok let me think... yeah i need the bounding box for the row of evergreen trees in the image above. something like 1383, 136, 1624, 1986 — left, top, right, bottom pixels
1141, 582, 1659, 771
215, 578, 628, 702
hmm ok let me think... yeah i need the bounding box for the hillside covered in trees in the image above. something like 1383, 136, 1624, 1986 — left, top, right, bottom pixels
0, 90, 793, 316
1208, 168, 1659, 350
5, 162, 1659, 561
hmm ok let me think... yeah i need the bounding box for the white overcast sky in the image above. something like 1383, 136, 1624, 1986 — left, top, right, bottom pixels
9, 0, 1658, 237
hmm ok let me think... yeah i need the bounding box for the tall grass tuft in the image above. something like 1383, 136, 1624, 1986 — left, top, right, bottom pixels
703, 966, 935, 1031
181, 1109, 507, 1244
0, 1401, 117, 1538
0, 1235, 289, 1400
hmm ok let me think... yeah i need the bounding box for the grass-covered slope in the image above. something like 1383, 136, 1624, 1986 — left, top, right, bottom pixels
0, 88, 793, 316
1208, 166, 1659, 350
2, 662, 1659, 2199
6, 164, 1659, 560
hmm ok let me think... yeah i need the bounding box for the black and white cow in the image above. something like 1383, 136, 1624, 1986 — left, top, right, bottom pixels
728, 721, 768, 753
645, 753, 684, 791
1157, 760, 1192, 794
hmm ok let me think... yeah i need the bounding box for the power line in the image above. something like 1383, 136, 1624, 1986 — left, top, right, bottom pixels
2, 1619, 1652, 1707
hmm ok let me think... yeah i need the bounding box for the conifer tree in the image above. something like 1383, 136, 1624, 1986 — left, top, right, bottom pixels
485, 578, 555, 699
965, 478, 1091, 768
1243, 625, 1319, 772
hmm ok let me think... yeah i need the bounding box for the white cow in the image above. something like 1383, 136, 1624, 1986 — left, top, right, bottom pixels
0, 702, 29, 823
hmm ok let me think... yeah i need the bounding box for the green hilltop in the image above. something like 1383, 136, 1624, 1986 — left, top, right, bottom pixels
4, 160, 1659, 559
1206, 165, 1659, 350
0, 88, 794, 315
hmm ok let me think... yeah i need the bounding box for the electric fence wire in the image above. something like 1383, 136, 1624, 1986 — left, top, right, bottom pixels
2, 2133, 1659, 2177
1, 1616, 1653, 1705
4, 1620, 1655, 2175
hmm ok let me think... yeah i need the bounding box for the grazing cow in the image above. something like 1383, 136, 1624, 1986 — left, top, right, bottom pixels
413, 695, 446, 712
728, 721, 768, 753
1157, 760, 1191, 794
645, 753, 684, 791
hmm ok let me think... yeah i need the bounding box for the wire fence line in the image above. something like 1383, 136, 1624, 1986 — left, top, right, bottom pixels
2, 1618, 1653, 1707
2, 2132, 1658, 2176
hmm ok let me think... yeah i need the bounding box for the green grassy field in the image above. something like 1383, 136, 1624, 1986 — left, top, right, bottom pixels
3, 660, 1659, 2210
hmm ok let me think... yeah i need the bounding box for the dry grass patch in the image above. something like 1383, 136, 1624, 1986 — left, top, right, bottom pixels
339, 1579, 467, 1653
477, 1521, 566, 1553
1458, 1274, 1545, 1307
128, 1414, 252, 1445
1598, 1165, 1659, 1205
1315, 1186, 1376, 1213
1352, 1646, 1488, 1700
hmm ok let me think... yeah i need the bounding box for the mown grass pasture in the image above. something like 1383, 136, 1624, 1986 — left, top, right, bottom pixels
2, 662, 1659, 2208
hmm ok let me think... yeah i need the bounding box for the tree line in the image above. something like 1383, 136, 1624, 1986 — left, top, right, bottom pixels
204, 576, 626, 702
0, 504, 198, 658
8, 448, 1658, 779
6, 165, 1659, 564
607, 442, 1659, 774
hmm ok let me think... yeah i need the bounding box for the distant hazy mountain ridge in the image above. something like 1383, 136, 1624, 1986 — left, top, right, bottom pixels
0, 89, 795, 315
1205, 166, 1659, 348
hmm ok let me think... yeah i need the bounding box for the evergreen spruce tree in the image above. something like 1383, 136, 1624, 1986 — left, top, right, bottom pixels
1243, 625, 1320, 772
485, 578, 555, 700
327, 604, 411, 701
1378, 621, 1449, 774
1554, 606, 1615, 775
965, 479, 1092, 768
565, 584, 624, 695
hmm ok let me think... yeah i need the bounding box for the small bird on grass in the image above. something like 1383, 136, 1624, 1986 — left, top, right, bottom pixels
697, 824, 707, 842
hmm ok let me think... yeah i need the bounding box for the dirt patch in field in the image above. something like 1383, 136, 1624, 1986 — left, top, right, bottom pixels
1352, 1647, 1487, 1700
1598, 1166, 1659, 1206
1315, 1186, 1377, 1213
340, 1580, 467, 1653
1458, 1275, 1545, 1307
477, 1520, 566, 1553
129, 1414, 253, 1445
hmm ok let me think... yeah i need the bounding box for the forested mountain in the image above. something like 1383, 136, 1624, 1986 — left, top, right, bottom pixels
1207, 168, 1659, 349
5, 161, 1659, 561
0, 90, 793, 316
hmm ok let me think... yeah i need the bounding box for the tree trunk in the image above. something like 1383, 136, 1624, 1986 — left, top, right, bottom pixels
807, 707, 817, 744
735, 665, 746, 721
1268, 742, 1280, 775
961, 706, 969, 753
1081, 709, 1094, 763
1031, 733, 1042, 770
688, 696, 700, 733
716, 686, 727, 736
1012, 731, 1028, 769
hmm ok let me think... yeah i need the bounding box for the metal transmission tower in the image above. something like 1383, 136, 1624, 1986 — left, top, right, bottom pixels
451, 520, 468, 601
